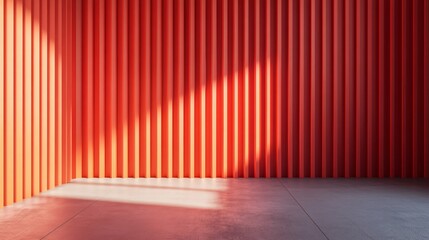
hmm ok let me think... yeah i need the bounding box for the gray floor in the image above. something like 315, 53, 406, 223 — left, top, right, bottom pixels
0, 178, 428, 240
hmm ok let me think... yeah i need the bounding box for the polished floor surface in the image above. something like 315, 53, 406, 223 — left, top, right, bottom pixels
0, 178, 428, 240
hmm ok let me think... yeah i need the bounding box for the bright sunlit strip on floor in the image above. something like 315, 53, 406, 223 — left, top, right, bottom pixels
41, 178, 226, 210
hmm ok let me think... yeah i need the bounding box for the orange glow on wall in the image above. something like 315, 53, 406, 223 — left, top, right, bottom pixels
1, 0, 429, 207
1, 0, 71, 207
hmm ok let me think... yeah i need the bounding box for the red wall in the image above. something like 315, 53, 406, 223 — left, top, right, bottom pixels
1, 0, 429, 207
0, 0, 72, 207
69, 0, 429, 179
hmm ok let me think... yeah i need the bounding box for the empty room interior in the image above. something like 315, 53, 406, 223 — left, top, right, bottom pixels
1, 0, 429, 239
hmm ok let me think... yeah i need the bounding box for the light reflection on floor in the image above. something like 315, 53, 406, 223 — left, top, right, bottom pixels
41, 178, 228, 210
1, 179, 428, 240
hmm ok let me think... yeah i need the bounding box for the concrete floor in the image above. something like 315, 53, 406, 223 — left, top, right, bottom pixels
0, 179, 428, 240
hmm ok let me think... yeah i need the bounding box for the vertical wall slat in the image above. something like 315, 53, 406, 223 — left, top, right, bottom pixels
72, 0, 83, 180
356, 0, 367, 177
275, 0, 282, 178
299, 0, 311, 178
161, 0, 173, 178
5, 0, 14, 205
128, 0, 139, 178
288, 0, 299, 178
71, 0, 76, 179
226, 0, 232, 178
23, 0, 32, 197
207, 0, 216, 178
67, 0, 72, 182
425, 0, 429, 178
196, 0, 206, 178
264, 0, 271, 178
333, 0, 345, 177
322, 0, 333, 178
184, 0, 191, 178
56, 0, 63, 185
94, 0, 105, 178
15, 0, 24, 201
173, 0, 184, 178
40, 0, 49, 191
219, 0, 227, 178
412, 0, 424, 178
232, 0, 238, 178
82, 0, 94, 178
253, 0, 260, 178
310, 0, 322, 177
105, 0, 117, 178
378, 0, 389, 178
243, 0, 249, 178
333, 0, 339, 177
214, 0, 220, 178
139, 0, 150, 178
344, 0, 356, 177
355, 1, 368, 177
410, 0, 417, 178
47, 0, 55, 189
150, 0, 162, 178
390, 0, 401, 177
186, 0, 195, 178
367, 0, 379, 177
117, 0, 128, 178
401, 0, 412, 178
0, 0, 4, 207
32, 0, 41, 195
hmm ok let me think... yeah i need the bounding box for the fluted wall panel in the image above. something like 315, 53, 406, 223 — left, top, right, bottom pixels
2, 0, 429, 209
70, 0, 429, 179
1, 0, 72, 207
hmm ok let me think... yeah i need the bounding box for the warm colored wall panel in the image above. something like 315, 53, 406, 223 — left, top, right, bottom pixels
185, 0, 195, 178
94, 0, 105, 178
243, 0, 249, 178
128, 0, 139, 178
47, 0, 55, 190
1, 0, 71, 207
117, 0, 128, 178
0, 0, 5, 207
32, 0, 41, 195
104, 0, 117, 178
68, 0, 428, 179
426, 0, 429, 178
197, 0, 207, 178
82, 0, 94, 178
139, 0, 150, 178
40, 0, 47, 191
173, 0, 185, 178
5, 0, 15, 205
162, 0, 173, 178
151, 0, 162, 178
56, 0, 63, 186
288, 0, 299, 177
310, 0, 322, 177
276, 0, 284, 178
23, 0, 32, 198
1, 0, 429, 209
15, 0, 24, 202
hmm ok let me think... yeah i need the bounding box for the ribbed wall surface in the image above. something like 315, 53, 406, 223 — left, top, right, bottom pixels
2, 0, 429, 208
0, 0, 72, 207
70, 0, 429, 179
